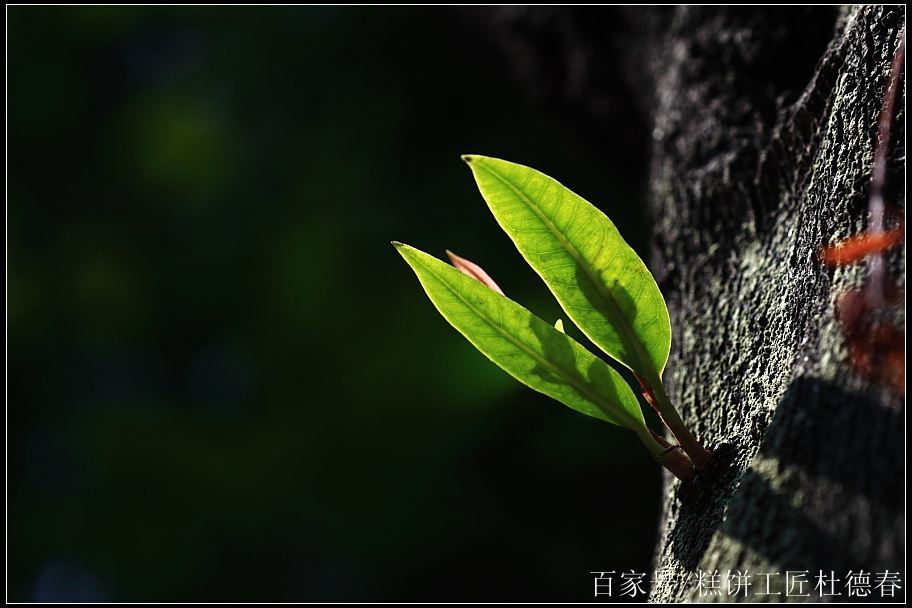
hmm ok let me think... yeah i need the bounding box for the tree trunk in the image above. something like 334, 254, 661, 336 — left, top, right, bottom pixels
644, 5, 905, 602
469, 5, 905, 602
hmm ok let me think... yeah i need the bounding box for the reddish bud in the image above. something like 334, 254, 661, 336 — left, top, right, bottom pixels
446, 250, 505, 296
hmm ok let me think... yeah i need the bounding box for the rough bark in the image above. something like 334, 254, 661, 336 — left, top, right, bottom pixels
645, 6, 905, 602
468, 5, 905, 602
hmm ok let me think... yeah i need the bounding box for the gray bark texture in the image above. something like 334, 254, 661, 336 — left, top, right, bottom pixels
468, 5, 905, 602
645, 5, 905, 602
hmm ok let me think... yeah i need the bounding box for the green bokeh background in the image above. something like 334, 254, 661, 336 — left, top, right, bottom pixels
9, 6, 661, 601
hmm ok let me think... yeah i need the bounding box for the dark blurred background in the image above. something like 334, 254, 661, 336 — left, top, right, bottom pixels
8, 6, 661, 602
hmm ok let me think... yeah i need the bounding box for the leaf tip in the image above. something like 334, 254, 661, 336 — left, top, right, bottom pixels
460, 154, 475, 164
392, 241, 413, 259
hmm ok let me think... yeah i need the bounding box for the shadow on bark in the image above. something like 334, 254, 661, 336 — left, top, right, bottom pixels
719, 377, 903, 577
665, 376, 903, 579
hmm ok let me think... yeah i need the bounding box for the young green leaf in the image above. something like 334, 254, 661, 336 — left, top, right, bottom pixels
462, 155, 671, 387
393, 242, 647, 432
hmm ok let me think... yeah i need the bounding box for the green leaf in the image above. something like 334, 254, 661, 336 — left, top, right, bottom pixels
462, 155, 671, 385
393, 242, 646, 431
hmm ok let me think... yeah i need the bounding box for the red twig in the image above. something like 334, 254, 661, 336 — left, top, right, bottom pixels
820, 24, 905, 397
